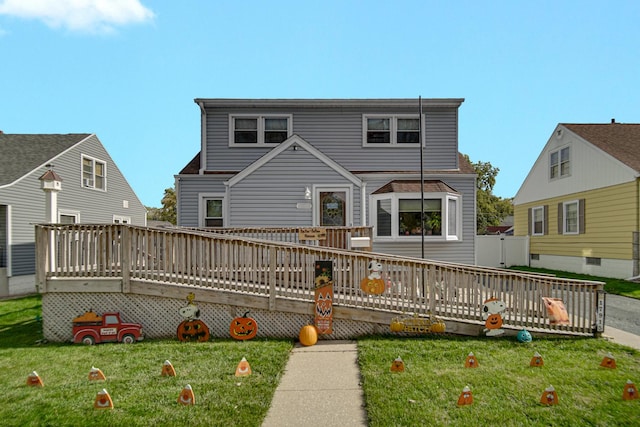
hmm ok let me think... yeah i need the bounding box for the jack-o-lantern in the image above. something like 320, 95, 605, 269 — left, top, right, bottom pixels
390, 318, 404, 332
517, 329, 532, 343
299, 324, 318, 346
230, 311, 258, 340
177, 319, 210, 342
485, 313, 503, 330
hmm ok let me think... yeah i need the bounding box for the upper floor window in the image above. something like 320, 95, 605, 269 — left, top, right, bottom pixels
230, 115, 292, 146
82, 155, 106, 190
550, 146, 570, 179
363, 115, 421, 146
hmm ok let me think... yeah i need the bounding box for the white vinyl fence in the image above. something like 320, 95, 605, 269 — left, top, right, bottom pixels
475, 235, 529, 268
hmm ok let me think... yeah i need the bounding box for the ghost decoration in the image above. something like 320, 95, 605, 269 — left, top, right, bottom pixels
482, 298, 506, 336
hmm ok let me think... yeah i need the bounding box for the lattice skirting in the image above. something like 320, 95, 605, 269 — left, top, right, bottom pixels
42, 293, 386, 342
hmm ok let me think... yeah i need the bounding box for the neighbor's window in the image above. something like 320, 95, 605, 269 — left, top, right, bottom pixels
82, 155, 106, 190
532, 206, 545, 235
550, 146, 570, 179
364, 115, 421, 145
563, 201, 579, 234
204, 199, 223, 227
230, 115, 291, 145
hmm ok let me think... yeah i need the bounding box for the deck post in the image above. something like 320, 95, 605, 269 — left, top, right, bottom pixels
269, 248, 277, 310
121, 225, 131, 293
35, 225, 48, 293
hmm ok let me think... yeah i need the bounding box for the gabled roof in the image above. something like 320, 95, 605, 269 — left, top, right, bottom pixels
372, 180, 459, 194
563, 123, 640, 172
0, 134, 90, 186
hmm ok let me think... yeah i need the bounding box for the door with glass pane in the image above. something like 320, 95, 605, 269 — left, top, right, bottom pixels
319, 191, 346, 226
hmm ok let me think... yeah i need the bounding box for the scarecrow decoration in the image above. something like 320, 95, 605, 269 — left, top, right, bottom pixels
177, 293, 210, 342
314, 261, 334, 334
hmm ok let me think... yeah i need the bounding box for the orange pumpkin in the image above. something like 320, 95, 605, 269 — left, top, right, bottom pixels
299, 324, 318, 346
485, 313, 503, 330
177, 319, 210, 342
360, 277, 386, 295
230, 311, 258, 340
430, 321, 446, 333
389, 318, 404, 332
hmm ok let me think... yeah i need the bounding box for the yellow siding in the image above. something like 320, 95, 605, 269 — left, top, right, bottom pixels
513, 181, 638, 260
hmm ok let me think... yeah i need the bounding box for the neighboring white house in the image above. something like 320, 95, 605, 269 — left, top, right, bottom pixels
0, 133, 147, 296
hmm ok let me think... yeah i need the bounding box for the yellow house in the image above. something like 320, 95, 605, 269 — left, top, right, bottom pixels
513, 121, 640, 279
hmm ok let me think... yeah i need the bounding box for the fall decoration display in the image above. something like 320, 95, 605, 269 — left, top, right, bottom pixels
482, 298, 506, 336
540, 385, 559, 406
88, 367, 106, 381
94, 389, 113, 409
600, 352, 617, 369
457, 386, 473, 406
390, 357, 405, 372
230, 311, 258, 340
389, 318, 404, 332
26, 371, 43, 387
299, 324, 318, 346
517, 329, 532, 343
530, 352, 544, 367
360, 260, 386, 295
161, 360, 176, 377
622, 380, 638, 400
465, 352, 479, 368
388, 313, 445, 334
178, 384, 195, 406
235, 357, 252, 377
177, 319, 210, 342
314, 261, 334, 334
542, 297, 570, 325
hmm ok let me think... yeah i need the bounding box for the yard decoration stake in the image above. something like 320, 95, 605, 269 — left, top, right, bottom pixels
600, 352, 617, 369
360, 260, 386, 295
530, 352, 544, 367
178, 384, 195, 405
26, 371, 43, 387
540, 385, 558, 406
465, 352, 479, 368
457, 386, 473, 406
482, 298, 506, 336
94, 389, 113, 409
88, 367, 106, 381
314, 261, 334, 334
177, 293, 210, 342
161, 360, 176, 377
229, 311, 258, 340
390, 357, 405, 372
622, 380, 638, 400
235, 357, 252, 377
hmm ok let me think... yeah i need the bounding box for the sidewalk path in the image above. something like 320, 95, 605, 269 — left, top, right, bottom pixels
261, 340, 367, 427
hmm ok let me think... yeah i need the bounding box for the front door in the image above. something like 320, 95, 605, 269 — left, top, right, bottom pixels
318, 191, 347, 226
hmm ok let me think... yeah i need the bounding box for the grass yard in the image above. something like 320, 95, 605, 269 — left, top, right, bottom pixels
0, 295, 292, 427
358, 335, 640, 427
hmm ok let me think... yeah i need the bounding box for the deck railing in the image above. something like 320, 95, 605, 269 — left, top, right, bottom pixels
35, 224, 606, 336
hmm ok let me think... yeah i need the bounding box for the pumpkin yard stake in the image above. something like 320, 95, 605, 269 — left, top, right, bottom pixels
94, 389, 113, 409
230, 311, 258, 340
530, 352, 544, 367
161, 360, 176, 377
457, 386, 473, 406
390, 357, 405, 372
360, 260, 386, 295
178, 384, 195, 406
465, 352, 479, 368
540, 385, 558, 406
26, 371, 43, 387
600, 352, 617, 369
623, 380, 638, 400
177, 293, 210, 342
88, 367, 106, 381
235, 357, 252, 377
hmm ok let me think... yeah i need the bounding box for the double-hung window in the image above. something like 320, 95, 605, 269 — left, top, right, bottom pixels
82, 155, 106, 190
558, 199, 584, 235
531, 206, 546, 236
363, 115, 421, 146
199, 194, 225, 227
230, 115, 292, 146
550, 146, 570, 179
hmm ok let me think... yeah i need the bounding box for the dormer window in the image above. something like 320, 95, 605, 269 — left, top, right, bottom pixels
230, 115, 292, 146
363, 115, 421, 146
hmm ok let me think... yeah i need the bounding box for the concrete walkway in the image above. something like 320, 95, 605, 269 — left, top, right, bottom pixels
261, 340, 367, 427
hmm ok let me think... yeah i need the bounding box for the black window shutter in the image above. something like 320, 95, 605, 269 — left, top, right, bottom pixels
543, 205, 548, 235
528, 207, 532, 235
579, 199, 586, 234
557, 203, 563, 234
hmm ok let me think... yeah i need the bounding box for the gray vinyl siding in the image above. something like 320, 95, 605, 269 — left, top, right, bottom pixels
229, 149, 361, 227
0, 135, 146, 277
204, 107, 459, 172
176, 175, 231, 227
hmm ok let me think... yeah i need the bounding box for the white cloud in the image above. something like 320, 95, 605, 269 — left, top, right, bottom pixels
0, 0, 154, 33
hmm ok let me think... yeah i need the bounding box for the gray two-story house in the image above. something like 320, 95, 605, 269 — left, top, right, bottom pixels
0, 133, 147, 296
175, 98, 476, 263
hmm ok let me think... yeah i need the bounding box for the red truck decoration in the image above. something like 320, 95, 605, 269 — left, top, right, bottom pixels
72, 311, 144, 345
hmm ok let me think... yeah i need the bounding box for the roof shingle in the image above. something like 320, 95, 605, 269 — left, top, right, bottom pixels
563, 123, 640, 172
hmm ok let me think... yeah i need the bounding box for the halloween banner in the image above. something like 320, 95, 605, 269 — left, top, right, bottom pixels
314, 260, 334, 334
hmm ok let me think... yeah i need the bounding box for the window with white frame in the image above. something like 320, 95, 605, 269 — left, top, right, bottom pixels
230, 115, 292, 146
113, 215, 130, 224
203, 198, 224, 227
363, 115, 421, 145
531, 206, 545, 236
550, 146, 570, 179
563, 200, 579, 234
82, 155, 106, 190
372, 192, 461, 240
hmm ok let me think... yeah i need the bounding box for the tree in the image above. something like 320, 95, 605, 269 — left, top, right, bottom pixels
463, 155, 513, 234
146, 187, 177, 224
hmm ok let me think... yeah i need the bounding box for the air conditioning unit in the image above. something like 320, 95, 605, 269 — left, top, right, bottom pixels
83, 178, 94, 187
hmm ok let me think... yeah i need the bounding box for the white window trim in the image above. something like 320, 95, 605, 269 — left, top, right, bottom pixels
531, 206, 545, 236
81, 154, 107, 191
362, 114, 423, 146
313, 185, 353, 227
370, 192, 461, 241
58, 209, 80, 224
549, 145, 570, 180
229, 114, 293, 147
198, 193, 226, 227
563, 200, 580, 235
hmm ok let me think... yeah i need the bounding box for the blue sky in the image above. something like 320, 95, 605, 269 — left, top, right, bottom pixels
1, 1, 639, 207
